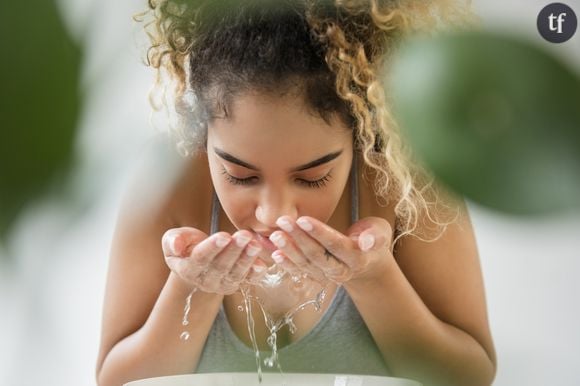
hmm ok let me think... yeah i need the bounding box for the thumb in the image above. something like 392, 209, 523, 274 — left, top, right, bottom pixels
162, 227, 207, 257
349, 217, 393, 252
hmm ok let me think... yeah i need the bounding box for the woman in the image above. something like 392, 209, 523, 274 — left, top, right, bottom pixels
96, 1, 496, 385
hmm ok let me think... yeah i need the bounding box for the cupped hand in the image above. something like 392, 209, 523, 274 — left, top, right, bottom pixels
161, 228, 268, 295
267, 216, 395, 284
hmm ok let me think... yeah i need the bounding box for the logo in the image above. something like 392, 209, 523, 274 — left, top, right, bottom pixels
537, 3, 577, 43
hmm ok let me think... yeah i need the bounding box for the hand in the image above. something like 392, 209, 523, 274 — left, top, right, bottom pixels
161, 228, 268, 295
268, 216, 394, 284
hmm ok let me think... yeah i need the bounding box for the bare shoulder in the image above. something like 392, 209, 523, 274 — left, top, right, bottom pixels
393, 199, 496, 364
358, 161, 495, 363
96, 142, 212, 371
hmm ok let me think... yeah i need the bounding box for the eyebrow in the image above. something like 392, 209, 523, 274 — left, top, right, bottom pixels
213, 147, 343, 173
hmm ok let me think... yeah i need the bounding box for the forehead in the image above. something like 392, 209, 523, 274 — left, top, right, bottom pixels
208, 92, 351, 148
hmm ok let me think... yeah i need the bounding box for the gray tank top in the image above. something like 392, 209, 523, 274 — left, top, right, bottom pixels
195, 152, 391, 376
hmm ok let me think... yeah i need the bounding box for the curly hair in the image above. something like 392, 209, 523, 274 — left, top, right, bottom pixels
136, 0, 475, 245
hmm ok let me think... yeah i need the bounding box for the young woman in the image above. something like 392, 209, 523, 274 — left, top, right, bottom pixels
96, 1, 496, 385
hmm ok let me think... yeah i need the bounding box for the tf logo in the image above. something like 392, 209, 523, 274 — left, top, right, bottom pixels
537, 3, 578, 43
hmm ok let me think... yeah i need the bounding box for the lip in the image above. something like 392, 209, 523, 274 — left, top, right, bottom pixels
254, 232, 277, 251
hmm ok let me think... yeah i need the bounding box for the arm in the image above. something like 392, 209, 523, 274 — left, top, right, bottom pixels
96, 153, 223, 386
268, 202, 495, 385
97, 270, 223, 385
344, 205, 497, 386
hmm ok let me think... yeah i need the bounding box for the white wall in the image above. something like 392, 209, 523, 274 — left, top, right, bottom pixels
0, 0, 153, 384
0, 1, 579, 385
470, 1, 580, 384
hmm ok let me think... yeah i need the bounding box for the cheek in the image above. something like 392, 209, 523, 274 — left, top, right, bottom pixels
296, 181, 346, 223
302, 198, 336, 223
209, 169, 256, 226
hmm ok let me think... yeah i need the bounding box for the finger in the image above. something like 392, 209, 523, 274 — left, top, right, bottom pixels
271, 250, 327, 284
275, 216, 349, 275
294, 216, 359, 268
226, 241, 262, 282
209, 230, 253, 274
346, 217, 394, 252
213, 244, 266, 295
269, 230, 313, 273
165, 231, 232, 283
197, 231, 256, 294
162, 227, 207, 257
188, 231, 233, 268
246, 261, 268, 284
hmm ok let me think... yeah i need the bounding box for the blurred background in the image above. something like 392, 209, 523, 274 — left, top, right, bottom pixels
0, 0, 579, 385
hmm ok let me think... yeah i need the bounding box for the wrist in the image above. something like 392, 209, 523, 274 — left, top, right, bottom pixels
344, 251, 397, 294
168, 271, 196, 295
167, 271, 224, 302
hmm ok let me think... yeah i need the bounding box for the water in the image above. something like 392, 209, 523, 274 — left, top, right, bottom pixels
238, 276, 328, 384
179, 288, 197, 341
241, 285, 264, 382
179, 265, 329, 383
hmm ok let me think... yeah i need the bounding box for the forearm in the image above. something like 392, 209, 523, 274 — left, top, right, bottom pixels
97, 272, 223, 386
344, 260, 496, 386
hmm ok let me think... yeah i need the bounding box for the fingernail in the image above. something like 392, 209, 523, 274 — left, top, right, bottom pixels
235, 233, 251, 248
276, 217, 293, 232
360, 234, 375, 251
252, 264, 266, 273
296, 217, 313, 232
246, 244, 261, 257
166, 233, 178, 254
270, 232, 286, 248
271, 251, 284, 264
215, 235, 230, 248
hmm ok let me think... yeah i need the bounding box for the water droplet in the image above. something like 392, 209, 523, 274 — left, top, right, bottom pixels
237, 305, 244, 312
179, 289, 196, 340
292, 280, 305, 291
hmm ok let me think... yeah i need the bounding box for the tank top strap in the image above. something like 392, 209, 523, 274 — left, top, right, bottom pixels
210, 188, 221, 235
349, 149, 359, 224
209, 150, 359, 234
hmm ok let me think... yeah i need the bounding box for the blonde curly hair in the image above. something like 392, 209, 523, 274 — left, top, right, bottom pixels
137, 0, 475, 246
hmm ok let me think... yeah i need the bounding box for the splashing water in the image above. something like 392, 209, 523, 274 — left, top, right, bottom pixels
179, 265, 329, 383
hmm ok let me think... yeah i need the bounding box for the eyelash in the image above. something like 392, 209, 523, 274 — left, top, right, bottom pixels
220, 168, 332, 189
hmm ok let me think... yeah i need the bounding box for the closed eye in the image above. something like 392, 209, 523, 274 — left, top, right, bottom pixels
220, 168, 332, 189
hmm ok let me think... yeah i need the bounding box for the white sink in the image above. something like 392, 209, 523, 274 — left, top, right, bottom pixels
125, 372, 422, 386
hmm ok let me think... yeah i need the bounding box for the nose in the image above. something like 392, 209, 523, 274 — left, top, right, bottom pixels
255, 188, 298, 229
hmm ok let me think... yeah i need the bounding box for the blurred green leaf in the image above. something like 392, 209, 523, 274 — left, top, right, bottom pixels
0, 1, 82, 239
390, 31, 580, 215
